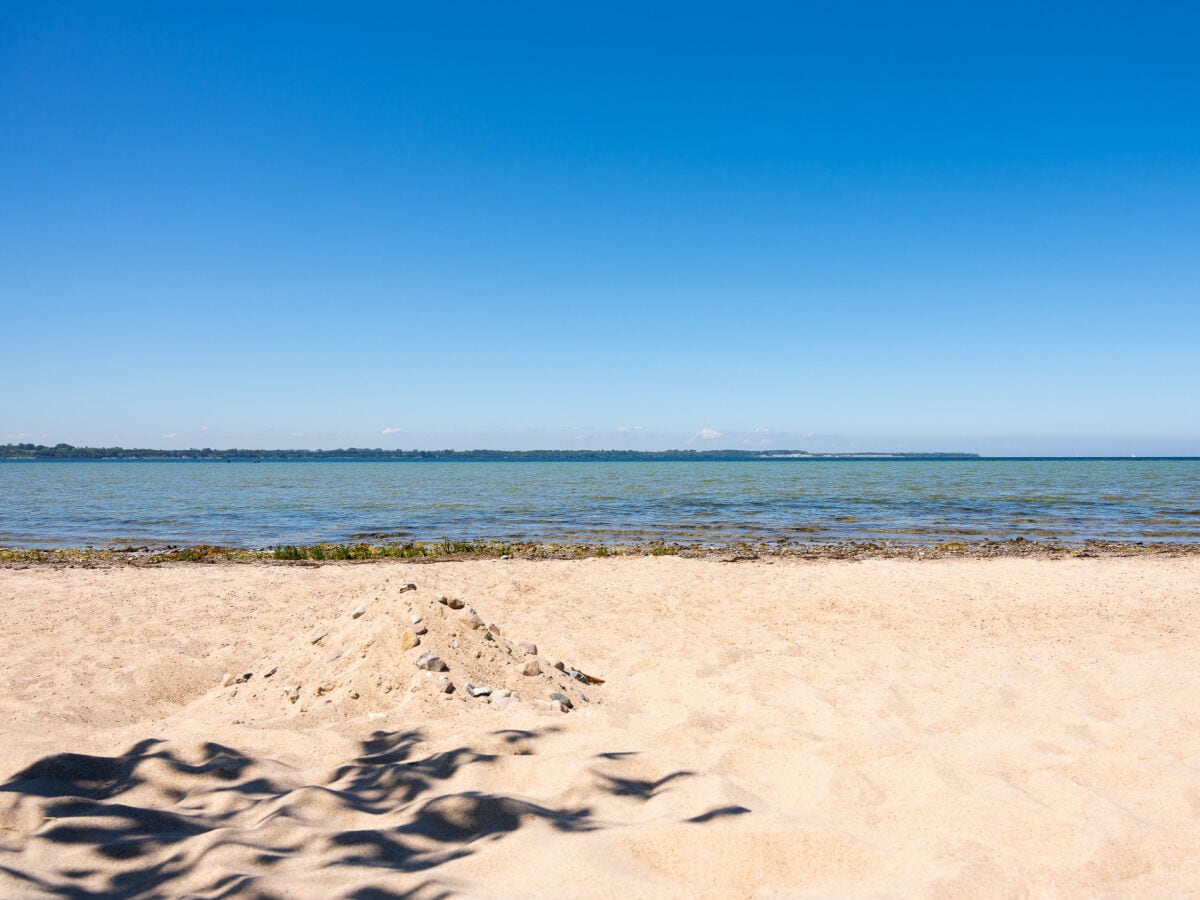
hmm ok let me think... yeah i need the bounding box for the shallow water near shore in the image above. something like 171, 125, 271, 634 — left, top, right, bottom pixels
1, 458, 1198, 547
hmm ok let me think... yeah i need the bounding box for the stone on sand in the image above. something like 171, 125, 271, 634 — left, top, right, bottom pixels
416, 652, 448, 672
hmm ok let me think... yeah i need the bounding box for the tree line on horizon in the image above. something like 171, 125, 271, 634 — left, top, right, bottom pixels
0, 443, 979, 461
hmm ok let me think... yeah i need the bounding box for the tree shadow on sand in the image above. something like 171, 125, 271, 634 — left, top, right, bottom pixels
0, 728, 738, 898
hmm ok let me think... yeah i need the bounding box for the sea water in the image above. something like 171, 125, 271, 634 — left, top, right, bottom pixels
1, 458, 1198, 547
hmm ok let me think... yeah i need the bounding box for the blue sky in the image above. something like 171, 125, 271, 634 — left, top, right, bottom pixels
2, 2, 1198, 454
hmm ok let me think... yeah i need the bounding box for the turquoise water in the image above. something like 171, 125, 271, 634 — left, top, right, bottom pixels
1, 459, 1198, 547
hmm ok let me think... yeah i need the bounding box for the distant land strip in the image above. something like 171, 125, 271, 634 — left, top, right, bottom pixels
0, 443, 980, 461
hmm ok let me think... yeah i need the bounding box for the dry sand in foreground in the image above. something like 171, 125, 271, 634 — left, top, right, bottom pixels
1, 556, 1198, 897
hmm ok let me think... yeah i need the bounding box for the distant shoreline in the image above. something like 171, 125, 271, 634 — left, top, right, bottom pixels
4, 447, 1199, 461
1, 443, 983, 461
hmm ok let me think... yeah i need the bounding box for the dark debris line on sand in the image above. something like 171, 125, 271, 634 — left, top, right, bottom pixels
1, 537, 1198, 568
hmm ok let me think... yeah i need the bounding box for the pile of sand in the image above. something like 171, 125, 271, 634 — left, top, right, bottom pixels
205, 582, 603, 725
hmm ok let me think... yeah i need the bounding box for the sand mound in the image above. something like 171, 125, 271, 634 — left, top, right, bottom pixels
202, 583, 603, 725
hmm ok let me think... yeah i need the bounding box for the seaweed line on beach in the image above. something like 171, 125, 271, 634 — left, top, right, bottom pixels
1, 537, 1198, 568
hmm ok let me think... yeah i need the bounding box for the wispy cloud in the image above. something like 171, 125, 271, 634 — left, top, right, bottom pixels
691, 427, 723, 442
161, 432, 177, 439
617, 425, 644, 434
753, 427, 775, 435
381, 427, 403, 435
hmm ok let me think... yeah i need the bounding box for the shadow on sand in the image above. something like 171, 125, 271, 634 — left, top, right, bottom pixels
0, 728, 742, 897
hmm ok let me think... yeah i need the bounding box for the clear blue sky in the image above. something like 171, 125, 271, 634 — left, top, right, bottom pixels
2, 2, 1198, 454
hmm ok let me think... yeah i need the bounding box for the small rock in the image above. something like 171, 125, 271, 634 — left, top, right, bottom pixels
235, 672, 253, 684
466, 683, 492, 697
500, 554, 513, 560
549, 691, 574, 709
263, 666, 278, 678
447, 597, 465, 610
348, 691, 360, 700
400, 630, 421, 651
437, 676, 454, 694
411, 623, 428, 635
416, 652, 448, 672
351, 604, 367, 619
520, 659, 541, 677
221, 672, 236, 687
493, 688, 512, 699
398, 583, 417, 593
309, 631, 327, 645
491, 696, 515, 709
285, 685, 301, 704
326, 651, 341, 663
411, 614, 423, 624
489, 624, 502, 635
553, 660, 566, 672
460, 608, 485, 629
518, 641, 538, 656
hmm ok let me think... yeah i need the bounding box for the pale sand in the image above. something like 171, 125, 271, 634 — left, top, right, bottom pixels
2, 557, 1199, 897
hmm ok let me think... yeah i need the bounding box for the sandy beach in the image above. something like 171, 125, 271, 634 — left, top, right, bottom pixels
2, 555, 1198, 896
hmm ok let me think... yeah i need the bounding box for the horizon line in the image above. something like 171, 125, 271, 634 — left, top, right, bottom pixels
4, 443, 1200, 460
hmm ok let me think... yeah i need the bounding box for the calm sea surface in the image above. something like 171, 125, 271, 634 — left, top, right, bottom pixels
2, 459, 1199, 547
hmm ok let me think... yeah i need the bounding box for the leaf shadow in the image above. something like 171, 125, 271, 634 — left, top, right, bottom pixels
0, 727, 732, 897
